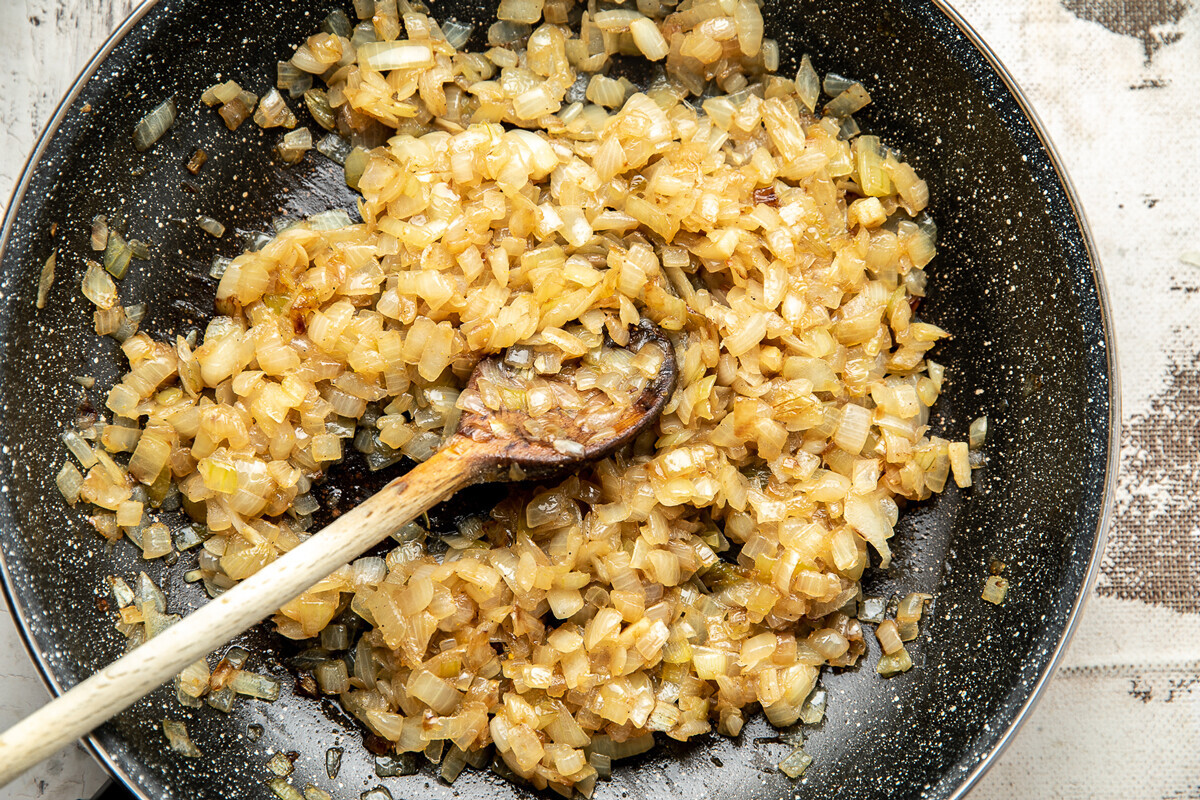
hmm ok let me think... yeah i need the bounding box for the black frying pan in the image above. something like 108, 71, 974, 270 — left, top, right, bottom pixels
0, 2, 1117, 799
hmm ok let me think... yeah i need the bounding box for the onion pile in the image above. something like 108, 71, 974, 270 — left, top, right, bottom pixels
57, 0, 978, 792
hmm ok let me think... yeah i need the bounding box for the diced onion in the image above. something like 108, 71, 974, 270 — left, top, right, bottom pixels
55, 462, 84, 505
162, 719, 201, 757
982, 575, 1008, 605
133, 98, 176, 152
36, 250, 55, 309
876, 648, 913, 676
778, 746, 812, 778
82, 260, 118, 309
442, 20, 474, 49
254, 88, 298, 129
358, 41, 434, 71
969, 416, 988, 449
267, 779, 304, 800
230, 670, 281, 700
198, 216, 226, 238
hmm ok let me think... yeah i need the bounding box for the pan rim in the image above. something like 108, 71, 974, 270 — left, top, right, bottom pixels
0, 1, 1120, 798
914, 8, 1120, 800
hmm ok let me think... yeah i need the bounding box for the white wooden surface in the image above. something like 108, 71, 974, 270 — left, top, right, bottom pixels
0, 1, 1198, 799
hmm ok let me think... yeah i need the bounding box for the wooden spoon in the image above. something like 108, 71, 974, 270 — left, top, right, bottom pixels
0, 320, 677, 787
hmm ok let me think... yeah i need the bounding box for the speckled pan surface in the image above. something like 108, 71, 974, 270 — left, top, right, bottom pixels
0, 1, 1116, 799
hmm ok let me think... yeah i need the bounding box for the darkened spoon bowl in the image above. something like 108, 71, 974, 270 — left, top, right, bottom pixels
0, 1, 1116, 799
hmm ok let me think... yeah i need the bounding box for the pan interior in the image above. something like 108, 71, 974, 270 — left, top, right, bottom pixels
0, 1, 1111, 799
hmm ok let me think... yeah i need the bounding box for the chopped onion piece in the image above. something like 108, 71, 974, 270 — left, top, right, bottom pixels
326, 747, 343, 779
254, 88, 298, 129
133, 98, 176, 152
822, 72, 855, 97
268, 752, 295, 776
315, 659, 350, 693
230, 670, 281, 701
162, 719, 201, 757
358, 41, 434, 71
799, 688, 827, 724
982, 575, 1008, 605
858, 596, 886, 623
36, 250, 55, 309
277, 127, 313, 164
210, 256, 232, 279
969, 415, 988, 449
277, 60, 314, 98
103, 231, 133, 278
629, 18, 669, 60
202, 80, 242, 106
55, 462, 84, 505
304, 89, 337, 131
316, 134, 353, 165
307, 209, 353, 230
778, 745, 812, 778
825, 83, 871, 117
442, 19, 474, 49
875, 620, 903, 655
198, 216, 226, 238
876, 647, 913, 676
82, 260, 117, 309
90, 215, 109, 251
268, 779, 304, 800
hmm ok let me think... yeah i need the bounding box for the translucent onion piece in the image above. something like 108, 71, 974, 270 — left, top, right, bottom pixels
778, 746, 812, 778
825, 83, 871, 117
278, 60, 314, 98
198, 216, 226, 238
982, 575, 1008, 605
277, 127, 314, 164
307, 209, 353, 230
254, 88, 299, 129
858, 596, 886, 624
81, 261, 118, 309
326, 747, 344, 780
442, 19, 474, 49
133, 98, 176, 152
267, 779, 304, 800
268, 752, 295, 776
36, 250, 55, 309
358, 41, 434, 71
316, 134, 353, 165
162, 719, 201, 757
822, 72, 855, 97
304, 89, 337, 131
230, 670, 282, 700
90, 215, 109, 251
103, 231, 133, 278
55, 462, 84, 505
876, 648, 913, 676
969, 415, 988, 449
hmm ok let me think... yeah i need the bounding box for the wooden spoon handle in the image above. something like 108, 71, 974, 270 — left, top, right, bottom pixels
0, 435, 485, 788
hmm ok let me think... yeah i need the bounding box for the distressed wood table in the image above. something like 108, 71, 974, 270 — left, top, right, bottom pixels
1, 1, 1197, 798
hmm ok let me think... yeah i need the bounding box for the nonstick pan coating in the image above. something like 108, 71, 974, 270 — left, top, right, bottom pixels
0, 2, 1116, 799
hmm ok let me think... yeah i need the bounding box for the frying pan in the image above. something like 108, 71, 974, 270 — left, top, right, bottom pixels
0, 1, 1117, 799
